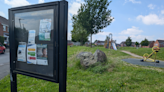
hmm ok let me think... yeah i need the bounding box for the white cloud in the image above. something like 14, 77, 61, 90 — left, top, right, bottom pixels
136, 14, 164, 25
107, 17, 115, 23
117, 26, 154, 43
0, 11, 5, 18
119, 26, 143, 35
161, 10, 164, 14
125, 0, 141, 4
4, 0, 30, 7
148, 4, 156, 9
68, 0, 84, 20
129, 0, 141, 4
96, 32, 112, 36
38, 0, 44, 3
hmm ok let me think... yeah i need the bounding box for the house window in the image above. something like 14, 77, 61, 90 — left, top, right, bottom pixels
3, 25, 6, 31
155, 44, 158, 46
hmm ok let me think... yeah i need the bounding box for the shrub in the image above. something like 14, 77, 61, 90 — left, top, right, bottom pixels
0, 36, 4, 45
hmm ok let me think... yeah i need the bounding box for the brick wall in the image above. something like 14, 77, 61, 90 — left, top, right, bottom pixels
0, 23, 9, 36
149, 41, 155, 48
154, 40, 159, 47
0, 24, 3, 36
142, 46, 149, 48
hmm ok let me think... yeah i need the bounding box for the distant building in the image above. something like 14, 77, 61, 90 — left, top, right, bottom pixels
116, 44, 121, 47
154, 40, 164, 47
73, 42, 81, 46
131, 42, 136, 47
67, 40, 73, 46
120, 41, 136, 47
0, 16, 9, 47
120, 41, 126, 47
142, 41, 155, 48
85, 42, 90, 46
95, 40, 105, 45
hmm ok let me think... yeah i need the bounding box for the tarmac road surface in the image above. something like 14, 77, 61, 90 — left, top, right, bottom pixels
0, 49, 10, 80
122, 58, 164, 68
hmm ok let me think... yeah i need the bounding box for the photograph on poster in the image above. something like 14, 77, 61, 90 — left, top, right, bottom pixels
17, 42, 26, 62
39, 19, 51, 41
37, 44, 48, 65
27, 44, 37, 64
28, 30, 36, 44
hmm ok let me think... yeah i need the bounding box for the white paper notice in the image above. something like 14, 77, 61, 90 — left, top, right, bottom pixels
39, 19, 51, 41
37, 44, 48, 65
28, 30, 36, 44
17, 42, 26, 62
27, 44, 37, 64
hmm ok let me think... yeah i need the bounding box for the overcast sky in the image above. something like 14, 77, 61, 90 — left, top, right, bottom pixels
0, 0, 164, 43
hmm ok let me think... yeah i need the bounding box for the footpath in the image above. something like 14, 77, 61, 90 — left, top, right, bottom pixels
121, 50, 143, 58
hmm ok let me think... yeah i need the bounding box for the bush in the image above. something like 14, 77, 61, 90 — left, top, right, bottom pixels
0, 36, 4, 45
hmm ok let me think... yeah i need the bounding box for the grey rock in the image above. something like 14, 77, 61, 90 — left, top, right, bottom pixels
76, 49, 107, 67
76, 52, 93, 60
93, 49, 107, 63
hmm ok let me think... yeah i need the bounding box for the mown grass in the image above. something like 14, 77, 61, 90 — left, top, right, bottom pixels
119, 47, 164, 61
1, 46, 164, 91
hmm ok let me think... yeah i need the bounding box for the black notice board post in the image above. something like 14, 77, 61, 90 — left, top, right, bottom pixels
9, 1, 68, 92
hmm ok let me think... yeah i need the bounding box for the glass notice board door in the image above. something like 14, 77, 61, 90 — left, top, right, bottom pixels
14, 9, 55, 77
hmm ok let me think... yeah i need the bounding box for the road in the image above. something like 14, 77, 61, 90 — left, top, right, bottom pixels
0, 49, 10, 80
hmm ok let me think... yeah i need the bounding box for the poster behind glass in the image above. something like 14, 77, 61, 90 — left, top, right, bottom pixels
14, 9, 54, 77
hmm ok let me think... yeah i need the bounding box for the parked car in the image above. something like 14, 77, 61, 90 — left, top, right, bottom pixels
0, 43, 6, 54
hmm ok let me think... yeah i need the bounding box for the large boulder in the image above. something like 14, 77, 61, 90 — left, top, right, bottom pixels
76, 49, 107, 67
93, 49, 107, 63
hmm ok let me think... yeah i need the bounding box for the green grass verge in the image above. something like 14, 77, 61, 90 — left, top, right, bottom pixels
1, 46, 164, 91
119, 47, 164, 61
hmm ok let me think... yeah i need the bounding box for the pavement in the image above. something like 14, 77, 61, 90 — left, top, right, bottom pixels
0, 48, 10, 80
122, 58, 164, 68
121, 50, 143, 58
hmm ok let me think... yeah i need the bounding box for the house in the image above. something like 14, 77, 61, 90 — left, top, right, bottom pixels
67, 40, 73, 46
0, 16, 9, 47
120, 41, 137, 47
85, 42, 90, 46
131, 42, 136, 47
116, 44, 121, 47
73, 42, 81, 46
142, 41, 155, 48
120, 41, 126, 47
154, 40, 164, 47
95, 40, 105, 46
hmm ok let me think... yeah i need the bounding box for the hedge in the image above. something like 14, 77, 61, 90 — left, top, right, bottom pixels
0, 36, 4, 45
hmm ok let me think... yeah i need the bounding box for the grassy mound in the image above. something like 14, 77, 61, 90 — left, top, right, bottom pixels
1, 46, 164, 92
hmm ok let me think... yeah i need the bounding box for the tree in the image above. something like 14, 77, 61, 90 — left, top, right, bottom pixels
94, 40, 97, 43
71, 29, 89, 45
141, 38, 149, 46
75, 0, 113, 47
71, 16, 89, 45
0, 36, 4, 45
125, 37, 132, 46
135, 41, 139, 47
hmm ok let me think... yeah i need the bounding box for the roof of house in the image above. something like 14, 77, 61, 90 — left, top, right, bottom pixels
149, 41, 155, 43
96, 40, 105, 43
120, 41, 125, 44
157, 40, 164, 43
0, 16, 8, 25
